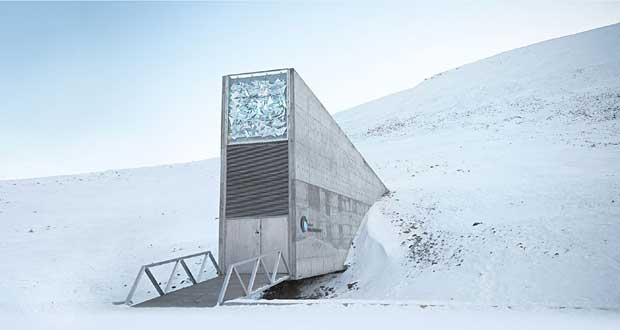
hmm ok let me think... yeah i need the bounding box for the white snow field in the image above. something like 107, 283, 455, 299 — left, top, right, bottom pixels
1, 24, 619, 328
0, 160, 221, 311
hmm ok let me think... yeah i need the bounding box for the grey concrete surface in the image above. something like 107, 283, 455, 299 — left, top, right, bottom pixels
133, 274, 273, 308
290, 70, 388, 279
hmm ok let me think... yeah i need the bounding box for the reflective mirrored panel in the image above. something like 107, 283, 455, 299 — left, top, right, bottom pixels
227, 71, 288, 144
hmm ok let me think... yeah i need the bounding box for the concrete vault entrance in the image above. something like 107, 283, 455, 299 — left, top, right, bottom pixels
125, 68, 387, 307
219, 68, 387, 281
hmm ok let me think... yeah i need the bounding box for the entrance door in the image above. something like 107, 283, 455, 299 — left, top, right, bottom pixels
224, 216, 288, 274
225, 218, 260, 273
260, 216, 288, 273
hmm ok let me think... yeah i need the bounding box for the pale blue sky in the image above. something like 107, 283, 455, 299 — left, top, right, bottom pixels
1, 1, 619, 179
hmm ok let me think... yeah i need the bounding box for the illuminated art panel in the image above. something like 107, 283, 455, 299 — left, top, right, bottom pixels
227, 71, 288, 144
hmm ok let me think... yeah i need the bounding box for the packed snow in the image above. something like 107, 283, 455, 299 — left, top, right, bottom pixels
1, 23, 619, 328
1, 303, 620, 330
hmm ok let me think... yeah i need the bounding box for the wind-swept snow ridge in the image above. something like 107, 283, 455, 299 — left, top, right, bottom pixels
337, 23, 620, 139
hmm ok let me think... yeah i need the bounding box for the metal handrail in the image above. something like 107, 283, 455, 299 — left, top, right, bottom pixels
217, 251, 290, 305
124, 250, 221, 305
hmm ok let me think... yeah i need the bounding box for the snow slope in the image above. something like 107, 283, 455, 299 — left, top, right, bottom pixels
0, 23, 619, 327
0, 160, 220, 311
309, 23, 620, 309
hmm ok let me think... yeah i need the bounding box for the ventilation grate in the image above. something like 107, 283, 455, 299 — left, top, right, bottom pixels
225, 141, 289, 218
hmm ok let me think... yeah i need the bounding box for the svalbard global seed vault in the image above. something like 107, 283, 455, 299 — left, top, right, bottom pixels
219, 68, 388, 279
127, 68, 387, 307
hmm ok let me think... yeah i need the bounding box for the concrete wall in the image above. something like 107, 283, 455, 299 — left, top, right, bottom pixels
291, 69, 388, 279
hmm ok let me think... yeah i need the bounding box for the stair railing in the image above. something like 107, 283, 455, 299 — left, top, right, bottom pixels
217, 251, 290, 305
124, 250, 221, 305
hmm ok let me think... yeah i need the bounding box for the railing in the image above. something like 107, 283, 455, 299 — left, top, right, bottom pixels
124, 250, 221, 305
217, 251, 290, 305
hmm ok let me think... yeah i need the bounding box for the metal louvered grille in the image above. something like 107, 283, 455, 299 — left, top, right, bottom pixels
225, 141, 289, 218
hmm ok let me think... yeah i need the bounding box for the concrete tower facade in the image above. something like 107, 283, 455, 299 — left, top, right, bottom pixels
219, 68, 387, 279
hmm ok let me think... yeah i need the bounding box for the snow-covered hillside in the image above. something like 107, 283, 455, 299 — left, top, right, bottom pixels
0, 23, 619, 328
0, 160, 220, 311
314, 23, 620, 309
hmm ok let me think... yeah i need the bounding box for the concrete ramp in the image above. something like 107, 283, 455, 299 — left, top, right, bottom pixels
125, 251, 290, 307
134, 274, 269, 308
